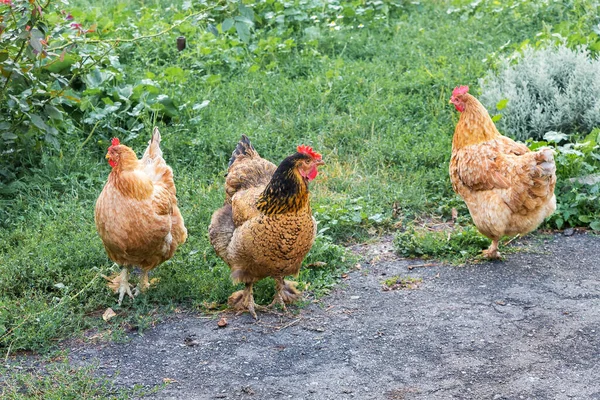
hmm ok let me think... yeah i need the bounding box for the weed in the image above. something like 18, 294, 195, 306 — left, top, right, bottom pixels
394, 224, 491, 264
381, 276, 423, 291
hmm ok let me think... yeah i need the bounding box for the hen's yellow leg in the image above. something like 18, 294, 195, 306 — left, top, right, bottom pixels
483, 239, 501, 259
228, 282, 259, 319
134, 270, 150, 297
269, 278, 301, 311
117, 267, 134, 305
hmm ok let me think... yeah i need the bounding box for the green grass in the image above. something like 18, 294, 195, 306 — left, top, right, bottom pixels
0, 0, 581, 359
0, 356, 161, 399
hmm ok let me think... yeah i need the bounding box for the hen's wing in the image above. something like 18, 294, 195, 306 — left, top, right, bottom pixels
142, 127, 187, 243
452, 137, 556, 214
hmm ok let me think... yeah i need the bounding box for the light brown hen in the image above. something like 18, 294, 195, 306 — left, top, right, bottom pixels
209, 135, 324, 318
95, 128, 187, 304
449, 86, 556, 258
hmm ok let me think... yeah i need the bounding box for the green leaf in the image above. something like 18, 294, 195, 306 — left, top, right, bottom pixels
2, 132, 18, 141
544, 131, 569, 143
235, 16, 254, 26
0, 51, 8, 63
44, 133, 60, 150
204, 74, 221, 86
235, 21, 250, 43
578, 215, 591, 223
29, 114, 49, 132
156, 94, 179, 117
491, 114, 502, 122
590, 221, 600, 231
164, 66, 185, 79
496, 98, 508, 110
114, 85, 133, 100
44, 105, 63, 121
239, 4, 254, 21
222, 18, 234, 32
45, 54, 78, 73
555, 218, 564, 230
29, 37, 43, 53
84, 69, 113, 89
207, 23, 218, 37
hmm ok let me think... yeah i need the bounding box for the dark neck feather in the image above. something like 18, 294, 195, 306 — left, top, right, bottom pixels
256, 156, 309, 215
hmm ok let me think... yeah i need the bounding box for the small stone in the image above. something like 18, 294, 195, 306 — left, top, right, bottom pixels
563, 228, 574, 236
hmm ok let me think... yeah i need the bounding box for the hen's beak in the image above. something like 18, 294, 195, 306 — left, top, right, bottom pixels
316, 159, 325, 166
105, 153, 111, 160
448, 99, 453, 104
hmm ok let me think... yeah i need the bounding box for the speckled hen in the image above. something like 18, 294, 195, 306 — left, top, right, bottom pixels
209, 135, 324, 318
449, 86, 556, 259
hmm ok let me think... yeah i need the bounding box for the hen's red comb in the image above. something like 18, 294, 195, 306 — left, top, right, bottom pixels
110, 137, 120, 147
297, 144, 322, 160
452, 85, 469, 96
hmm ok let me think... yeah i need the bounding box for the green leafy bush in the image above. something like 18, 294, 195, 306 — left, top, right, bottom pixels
529, 130, 600, 230
479, 44, 600, 141
0, 0, 112, 183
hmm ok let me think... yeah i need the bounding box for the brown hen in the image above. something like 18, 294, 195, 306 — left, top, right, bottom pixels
95, 128, 187, 304
209, 135, 324, 318
449, 86, 556, 258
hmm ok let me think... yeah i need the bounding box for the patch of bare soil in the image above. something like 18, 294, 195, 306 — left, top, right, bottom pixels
67, 233, 600, 399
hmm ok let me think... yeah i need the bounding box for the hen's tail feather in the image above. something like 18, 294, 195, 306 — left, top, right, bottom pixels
142, 127, 164, 163
524, 147, 556, 204
535, 147, 556, 177
228, 134, 257, 168
208, 204, 235, 263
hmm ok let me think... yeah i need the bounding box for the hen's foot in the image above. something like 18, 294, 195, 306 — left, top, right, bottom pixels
269, 292, 288, 313
228, 283, 261, 319
269, 279, 302, 312
279, 279, 301, 303
482, 249, 501, 259
116, 268, 134, 305
134, 270, 151, 297
482, 240, 501, 259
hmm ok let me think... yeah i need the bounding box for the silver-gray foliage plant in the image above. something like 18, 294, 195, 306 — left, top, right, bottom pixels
479, 44, 600, 141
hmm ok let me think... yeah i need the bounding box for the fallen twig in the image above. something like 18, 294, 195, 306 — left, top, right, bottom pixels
407, 263, 438, 270
503, 234, 521, 247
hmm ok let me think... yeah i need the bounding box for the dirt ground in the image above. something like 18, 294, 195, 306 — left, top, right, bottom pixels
70, 233, 600, 400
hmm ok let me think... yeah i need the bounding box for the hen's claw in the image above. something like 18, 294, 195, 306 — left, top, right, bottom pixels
269, 279, 301, 315
228, 283, 259, 319
134, 270, 150, 297
117, 268, 134, 305
483, 239, 501, 259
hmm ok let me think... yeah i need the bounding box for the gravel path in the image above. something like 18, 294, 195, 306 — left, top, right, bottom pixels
71, 233, 600, 399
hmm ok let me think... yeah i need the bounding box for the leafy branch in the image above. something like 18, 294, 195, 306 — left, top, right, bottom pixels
46, 3, 224, 52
